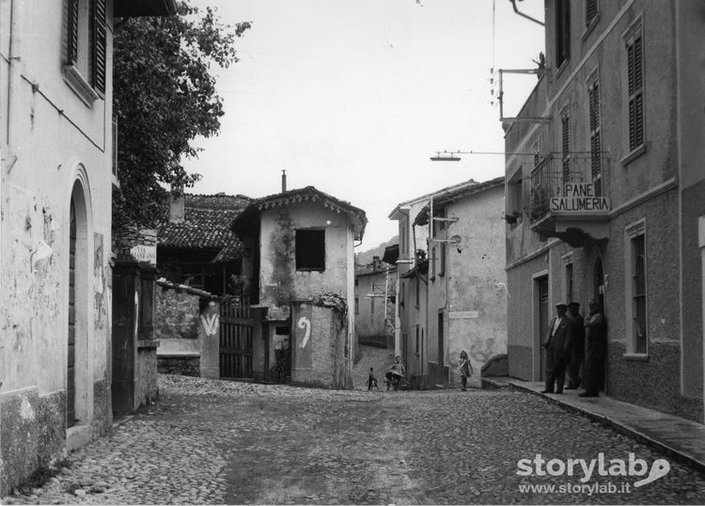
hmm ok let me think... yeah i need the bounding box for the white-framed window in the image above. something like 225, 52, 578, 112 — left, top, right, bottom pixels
64, 0, 107, 104
625, 219, 647, 355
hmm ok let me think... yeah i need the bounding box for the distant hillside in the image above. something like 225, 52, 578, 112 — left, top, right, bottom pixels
355, 235, 398, 266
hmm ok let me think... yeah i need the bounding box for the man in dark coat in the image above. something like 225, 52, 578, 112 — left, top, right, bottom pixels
579, 298, 607, 398
565, 302, 585, 389
542, 303, 570, 394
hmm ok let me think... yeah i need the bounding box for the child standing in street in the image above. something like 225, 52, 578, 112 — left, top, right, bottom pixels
367, 367, 379, 390
459, 350, 473, 391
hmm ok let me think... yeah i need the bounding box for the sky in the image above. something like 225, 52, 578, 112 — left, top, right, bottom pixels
184, 0, 545, 250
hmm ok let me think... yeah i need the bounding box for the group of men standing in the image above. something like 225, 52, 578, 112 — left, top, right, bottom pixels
542, 298, 607, 397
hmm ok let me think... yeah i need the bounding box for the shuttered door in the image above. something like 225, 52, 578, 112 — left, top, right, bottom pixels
67, 201, 77, 428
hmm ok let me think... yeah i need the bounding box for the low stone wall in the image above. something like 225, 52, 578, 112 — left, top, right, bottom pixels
155, 281, 220, 379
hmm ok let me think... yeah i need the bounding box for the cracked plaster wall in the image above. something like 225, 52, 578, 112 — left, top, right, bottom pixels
0, 1, 115, 493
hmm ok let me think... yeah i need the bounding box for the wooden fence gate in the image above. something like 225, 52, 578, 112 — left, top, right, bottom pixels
220, 295, 254, 379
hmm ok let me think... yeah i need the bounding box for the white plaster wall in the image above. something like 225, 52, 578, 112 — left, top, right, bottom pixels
0, 1, 114, 398
444, 186, 508, 376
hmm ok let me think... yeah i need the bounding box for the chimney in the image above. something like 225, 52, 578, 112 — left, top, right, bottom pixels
372, 255, 381, 270
169, 187, 185, 223
281, 169, 287, 193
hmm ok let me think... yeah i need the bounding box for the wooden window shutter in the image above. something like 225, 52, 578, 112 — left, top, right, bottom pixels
67, 0, 79, 65
586, 0, 597, 27
589, 83, 601, 183
561, 114, 570, 182
91, 0, 107, 95
627, 35, 644, 151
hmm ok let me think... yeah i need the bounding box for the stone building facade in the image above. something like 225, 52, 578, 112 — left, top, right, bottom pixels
504, 0, 705, 423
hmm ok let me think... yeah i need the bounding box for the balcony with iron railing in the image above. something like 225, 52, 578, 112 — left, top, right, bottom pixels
527, 153, 611, 246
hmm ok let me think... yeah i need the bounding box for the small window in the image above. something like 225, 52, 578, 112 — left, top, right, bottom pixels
355, 297, 359, 315
295, 229, 325, 271
275, 326, 289, 336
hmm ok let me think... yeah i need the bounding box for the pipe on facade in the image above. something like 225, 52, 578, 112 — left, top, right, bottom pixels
509, 0, 545, 26
7, 0, 24, 149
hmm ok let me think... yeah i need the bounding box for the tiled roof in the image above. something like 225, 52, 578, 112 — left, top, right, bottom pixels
232, 186, 367, 240
158, 193, 251, 262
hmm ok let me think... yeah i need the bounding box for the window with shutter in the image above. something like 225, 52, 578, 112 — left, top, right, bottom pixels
626, 33, 645, 152
585, 0, 598, 28
64, 0, 106, 104
561, 113, 570, 184
588, 80, 602, 194
91, 0, 107, 95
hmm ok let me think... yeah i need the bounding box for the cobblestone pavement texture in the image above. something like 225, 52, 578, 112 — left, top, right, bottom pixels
4, 374, 705, 505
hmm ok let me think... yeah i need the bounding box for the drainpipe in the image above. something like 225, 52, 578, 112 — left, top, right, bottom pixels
509, 0, 545, 26
7, 0, 23, 151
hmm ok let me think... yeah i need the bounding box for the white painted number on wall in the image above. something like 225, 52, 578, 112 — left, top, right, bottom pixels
201, 313, 219, 336
298, 316, 311, 348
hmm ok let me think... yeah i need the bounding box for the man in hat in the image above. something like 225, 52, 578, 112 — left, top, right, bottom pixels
565, 302, 585, 389
542, 303, 570, 394
579, 298, 607, 398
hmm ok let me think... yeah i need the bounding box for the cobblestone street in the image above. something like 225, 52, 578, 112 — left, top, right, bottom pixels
4, 375, 705, 505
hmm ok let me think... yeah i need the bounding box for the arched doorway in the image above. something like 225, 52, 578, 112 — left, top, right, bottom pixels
67, 181, 89, 429
67, 199, 76, 427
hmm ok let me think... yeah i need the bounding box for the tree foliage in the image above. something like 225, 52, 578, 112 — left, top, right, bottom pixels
113, 2, 250, 229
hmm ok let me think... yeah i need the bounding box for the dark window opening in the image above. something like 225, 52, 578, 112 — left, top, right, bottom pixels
296, 229, 325, 271
275, 326, 289, 335
555, 0, 571, 68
